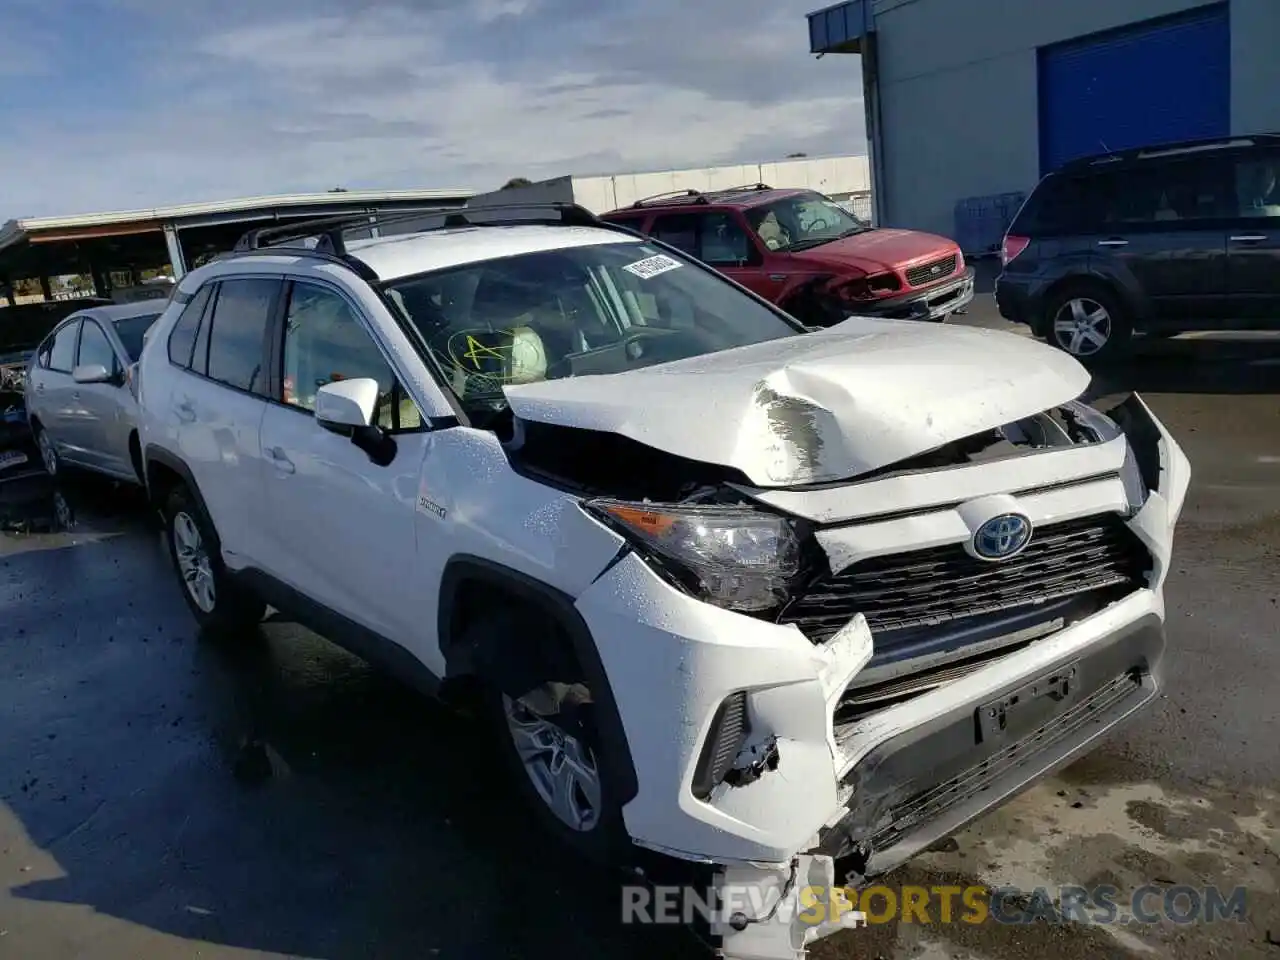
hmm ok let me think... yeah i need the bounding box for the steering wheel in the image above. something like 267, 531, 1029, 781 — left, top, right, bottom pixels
808, 218, 831, 231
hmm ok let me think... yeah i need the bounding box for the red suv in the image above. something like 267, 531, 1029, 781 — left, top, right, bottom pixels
601, 185, 974, 326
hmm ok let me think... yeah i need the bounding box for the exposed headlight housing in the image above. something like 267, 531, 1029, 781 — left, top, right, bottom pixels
1063, 399, 1148, 514
584, 499, 801, 612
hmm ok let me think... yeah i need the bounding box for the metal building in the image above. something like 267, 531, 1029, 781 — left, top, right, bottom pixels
806, 0, 1280, 244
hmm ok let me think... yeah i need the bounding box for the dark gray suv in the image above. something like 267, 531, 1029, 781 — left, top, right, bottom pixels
995, 133, 1280, 362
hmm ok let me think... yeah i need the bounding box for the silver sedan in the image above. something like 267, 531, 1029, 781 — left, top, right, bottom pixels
24, 301, 163, 483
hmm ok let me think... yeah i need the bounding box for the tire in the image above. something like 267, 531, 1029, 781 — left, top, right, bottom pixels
34, 424, 60, 477
1042, 284, 1132, 363
470, 613, 628, 865
162, 483, 265, 638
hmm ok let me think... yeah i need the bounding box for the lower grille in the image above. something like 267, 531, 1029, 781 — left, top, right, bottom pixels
779, 514, 1151, 645
904, 254, 957, 287
864, 670, 1142, 850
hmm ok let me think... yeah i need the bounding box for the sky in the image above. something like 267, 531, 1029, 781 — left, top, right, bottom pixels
0, 0, 866, 220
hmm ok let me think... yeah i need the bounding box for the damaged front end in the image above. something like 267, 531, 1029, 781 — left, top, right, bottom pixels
499, 328, 1186, 960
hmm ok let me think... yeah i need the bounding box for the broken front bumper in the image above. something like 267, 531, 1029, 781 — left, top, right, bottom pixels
846, 266, 975, 322
571, 394, 1188, 958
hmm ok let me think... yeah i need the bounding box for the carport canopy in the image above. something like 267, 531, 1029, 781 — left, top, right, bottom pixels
0, 188, 475, 299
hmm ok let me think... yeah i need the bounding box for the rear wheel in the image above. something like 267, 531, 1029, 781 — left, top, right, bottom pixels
1044, 285, 1131, 363
162, 484, 265, 638
34, 424, 59, 477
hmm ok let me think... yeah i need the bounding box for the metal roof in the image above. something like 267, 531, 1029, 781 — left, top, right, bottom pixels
0, 188, 474, 253
807, 0, 873, 54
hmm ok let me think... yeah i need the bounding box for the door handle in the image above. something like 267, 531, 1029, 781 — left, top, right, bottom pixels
266, 446, 295, 474
1096, 239, 1129, 247
769, 274, 788, 282
35, 383, 44, 392
1229, 235, 1267, 243
72, 391, 80, 400
174, 399, 196, 423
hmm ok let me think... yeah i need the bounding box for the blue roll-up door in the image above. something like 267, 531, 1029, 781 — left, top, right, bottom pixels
1038, 3, 1231, 174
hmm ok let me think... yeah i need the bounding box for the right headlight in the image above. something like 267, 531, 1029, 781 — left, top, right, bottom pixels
583, 499, 801, 613
1064, 399, 1148, 514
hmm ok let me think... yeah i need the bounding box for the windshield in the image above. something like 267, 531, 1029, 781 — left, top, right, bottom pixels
382, 240, 802, 418
744, 191, 870, 253
113, 313, 160, 361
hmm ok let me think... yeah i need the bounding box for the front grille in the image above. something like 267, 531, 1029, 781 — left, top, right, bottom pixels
779, 514, 1151, 645
904, 254, 957, 287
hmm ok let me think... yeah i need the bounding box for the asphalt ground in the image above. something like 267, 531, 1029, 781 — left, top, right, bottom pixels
2, 288, 1278, 959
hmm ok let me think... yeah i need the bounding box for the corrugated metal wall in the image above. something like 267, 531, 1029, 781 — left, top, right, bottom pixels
1038, 3, 1231, 173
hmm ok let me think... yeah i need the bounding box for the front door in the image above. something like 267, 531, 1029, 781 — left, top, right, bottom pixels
1225, 149, 1280, 321
257, 278, 426, 648
71, 318, 133, 477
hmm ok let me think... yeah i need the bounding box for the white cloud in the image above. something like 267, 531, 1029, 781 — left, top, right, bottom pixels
0, 0, 865, 218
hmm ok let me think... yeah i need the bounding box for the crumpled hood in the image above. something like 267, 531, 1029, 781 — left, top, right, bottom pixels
503, 319, 1091, 487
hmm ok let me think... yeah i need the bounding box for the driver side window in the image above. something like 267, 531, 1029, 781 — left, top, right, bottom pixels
279, 281, 422, 432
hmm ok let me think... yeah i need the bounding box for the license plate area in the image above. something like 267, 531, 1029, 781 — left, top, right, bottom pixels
977, 661, 1079, 744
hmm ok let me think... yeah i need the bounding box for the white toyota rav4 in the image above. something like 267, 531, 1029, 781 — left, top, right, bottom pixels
135, 203, 1189, 959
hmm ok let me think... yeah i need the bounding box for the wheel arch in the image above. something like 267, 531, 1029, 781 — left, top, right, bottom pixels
143, 445, 218, 544
438, 554, 639, 805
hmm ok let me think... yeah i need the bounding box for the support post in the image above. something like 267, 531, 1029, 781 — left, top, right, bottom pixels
39, 276, 53, 301
163, 222, 188, 279
861, 33, 888, 228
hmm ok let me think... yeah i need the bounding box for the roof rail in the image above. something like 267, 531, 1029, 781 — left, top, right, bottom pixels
232, 201, 609, 256
630, 189, 708, 209
707, 182, 774, 195
1061, 133, 1280, 170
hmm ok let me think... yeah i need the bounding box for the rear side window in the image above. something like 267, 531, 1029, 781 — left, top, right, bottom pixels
48, 321, 80, 373
1093, 157, 1231, 225
650, 213, 699, 257
168, 285, 213, 367
1015, 175, 1094, 235
204, 278, 280, 395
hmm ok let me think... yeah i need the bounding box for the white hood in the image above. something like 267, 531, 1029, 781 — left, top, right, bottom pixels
503, 318, 1090, 488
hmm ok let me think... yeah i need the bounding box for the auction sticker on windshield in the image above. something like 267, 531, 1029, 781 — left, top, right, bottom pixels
623, 254, 683, 280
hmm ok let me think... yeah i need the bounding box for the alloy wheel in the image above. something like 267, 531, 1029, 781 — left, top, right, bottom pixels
37, 430, 58, 476
172, 511, 216, 613
503, 694, 602, 833
1052, 297, 1111, 356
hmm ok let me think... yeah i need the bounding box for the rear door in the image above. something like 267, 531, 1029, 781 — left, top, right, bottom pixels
648, 210, 775, 298
1088, 156, 1233, 325
168, 277, 280, 571
32, 319, 82, 449
1225, 147, 1280, 320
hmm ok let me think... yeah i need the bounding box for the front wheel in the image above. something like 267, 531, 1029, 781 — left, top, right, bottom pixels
473, 615, 628, 865
1044, 286, 1131, 363
162, 484, 265, 638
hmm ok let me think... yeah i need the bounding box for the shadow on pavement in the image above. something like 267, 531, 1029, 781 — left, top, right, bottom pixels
1092, 335, 1280, 396
1, 494, 708, 960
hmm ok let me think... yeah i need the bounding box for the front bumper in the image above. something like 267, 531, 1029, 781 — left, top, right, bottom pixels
846, 266, 975, 322
571, 395, 1188, 957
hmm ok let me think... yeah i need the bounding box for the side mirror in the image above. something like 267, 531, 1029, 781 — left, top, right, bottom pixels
72, 363, 112, 384
314, 378, 379, 431
314, 378, 397, 466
